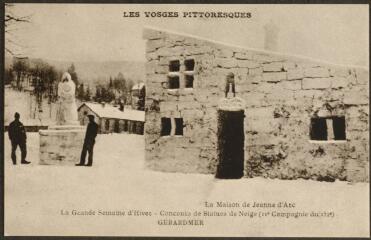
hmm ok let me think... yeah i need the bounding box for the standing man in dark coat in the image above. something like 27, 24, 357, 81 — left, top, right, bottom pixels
8, 112, 30, 165
76, 114, 98, 166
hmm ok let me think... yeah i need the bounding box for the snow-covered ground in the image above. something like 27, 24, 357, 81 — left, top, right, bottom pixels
4, 133, 369, 237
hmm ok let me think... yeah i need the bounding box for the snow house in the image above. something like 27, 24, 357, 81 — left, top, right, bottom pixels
78, 102, 145, 135
143, 27, 369, 182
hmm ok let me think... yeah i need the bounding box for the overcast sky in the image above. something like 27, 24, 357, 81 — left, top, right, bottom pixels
6, 4, 369, 66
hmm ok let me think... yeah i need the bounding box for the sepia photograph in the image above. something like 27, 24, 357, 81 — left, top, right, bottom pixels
3, 3, 369, 237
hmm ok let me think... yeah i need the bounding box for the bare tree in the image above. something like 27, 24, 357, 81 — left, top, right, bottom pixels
12, 57, 29, 90
5, 3, 31, 56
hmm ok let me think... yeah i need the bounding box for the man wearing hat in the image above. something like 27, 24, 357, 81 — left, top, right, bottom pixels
8, 112, 30, 165
76, 114, 98, 166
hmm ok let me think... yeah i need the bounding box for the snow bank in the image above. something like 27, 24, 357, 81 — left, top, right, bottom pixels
3, 133, 369, 237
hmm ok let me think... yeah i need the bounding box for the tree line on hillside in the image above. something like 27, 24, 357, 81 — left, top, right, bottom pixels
5, 58, 81, 104
91, 72, 135, 105
6, 58, 140, 108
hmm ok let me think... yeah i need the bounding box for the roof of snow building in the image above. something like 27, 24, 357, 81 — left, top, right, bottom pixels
143, 26, 368, 70
79, 102, 145, 122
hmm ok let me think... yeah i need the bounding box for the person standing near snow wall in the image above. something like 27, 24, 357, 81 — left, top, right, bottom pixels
76, 114, 98, 167
8, 112, 30, 165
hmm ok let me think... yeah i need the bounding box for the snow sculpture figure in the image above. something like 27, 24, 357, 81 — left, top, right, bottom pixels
56, 72, 78, 125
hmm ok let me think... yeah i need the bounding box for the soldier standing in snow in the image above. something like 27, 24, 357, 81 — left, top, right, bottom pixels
8, 112, 30, 165
119, 98, 125, 111
76, 114, 98, 167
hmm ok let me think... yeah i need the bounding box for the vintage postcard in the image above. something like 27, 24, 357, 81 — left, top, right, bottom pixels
3, 3, 369, 237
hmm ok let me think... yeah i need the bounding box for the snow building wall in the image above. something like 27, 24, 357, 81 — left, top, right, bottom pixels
143, 27, 369, 182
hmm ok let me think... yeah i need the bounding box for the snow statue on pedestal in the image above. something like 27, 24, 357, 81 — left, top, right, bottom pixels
39, 72, 85, 165
56, 72, 79, 125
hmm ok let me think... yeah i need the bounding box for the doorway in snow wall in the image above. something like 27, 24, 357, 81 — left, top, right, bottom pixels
216, 109, 245, 179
